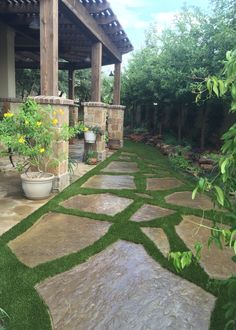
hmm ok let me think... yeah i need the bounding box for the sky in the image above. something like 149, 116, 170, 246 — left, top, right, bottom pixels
108, 0, 211, 67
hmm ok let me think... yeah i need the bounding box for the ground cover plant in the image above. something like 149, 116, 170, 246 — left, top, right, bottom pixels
0, 140, 234, 329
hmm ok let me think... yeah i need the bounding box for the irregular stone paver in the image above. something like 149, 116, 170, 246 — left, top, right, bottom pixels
141, 227, 170, 257
101, 161, 138, 173
135, 193, 153, 199
147, 164, 161, 169
61, 193, 133, 216
147, 177, 183, 190
82, 175, 136, 190
130, 204, 175, 222
165, 191, 214, 210
118, 156, 132, 161
36, 241, 215, 330
176, 215, 236, 279
8, 213, 111, 267
0, 171, 54, 236
121, 152, 136, 156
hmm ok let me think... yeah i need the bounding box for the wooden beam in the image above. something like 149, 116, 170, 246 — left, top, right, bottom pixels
92, 14, 117, 25
68, 67, 75, 99
0, 3, 39, 14
113, 62, 121, 105
83, 2, 110, 14
60, 0, 122, 62
91, 42, 102, 102
40, 0, 58, 96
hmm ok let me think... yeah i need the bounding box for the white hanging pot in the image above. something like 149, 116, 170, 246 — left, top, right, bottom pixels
21, 172, 54, 200
84, 131, 96, 143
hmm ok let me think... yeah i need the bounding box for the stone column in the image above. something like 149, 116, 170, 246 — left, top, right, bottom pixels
33, 96, 74, 191
107, 105, 125, 149
83, 102, 107, 160
91, 42, 102, 102
0, 23, 16, 98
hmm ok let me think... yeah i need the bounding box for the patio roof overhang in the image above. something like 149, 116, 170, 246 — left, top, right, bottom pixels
0, 0, 133, 70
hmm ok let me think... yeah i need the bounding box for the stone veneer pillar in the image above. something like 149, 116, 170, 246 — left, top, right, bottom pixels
83, 102, 107, 160
107, 105, 125, 149
0, 23, 16, 98
33, 96, 74, 191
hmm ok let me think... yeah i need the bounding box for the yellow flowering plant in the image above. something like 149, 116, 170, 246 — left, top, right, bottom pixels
0, 99, 83, 174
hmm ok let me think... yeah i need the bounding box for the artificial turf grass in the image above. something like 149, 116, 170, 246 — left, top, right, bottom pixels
0, 140, 233, 329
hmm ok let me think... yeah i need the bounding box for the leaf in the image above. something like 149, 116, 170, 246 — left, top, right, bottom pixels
206, 78, 213, 94
214, 185, 225, 206
194, 241, 202, 261
233, 241, 236, 255
231, 83, 236, 101
192, 186, 198, 200
218, 80, 226, 96
198, 177, 206, 191
220, 158, 228, 174
229, 230, 236, 247
213, 84, 219, 97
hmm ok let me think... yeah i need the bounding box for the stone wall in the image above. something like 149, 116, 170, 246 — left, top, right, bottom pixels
0, 97, 22, 115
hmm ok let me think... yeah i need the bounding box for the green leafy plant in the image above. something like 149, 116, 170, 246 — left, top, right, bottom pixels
83, 125, 103, 135
85, 150, 98, 165
0, 99, 84, 175
0, 307, 9, 330
169, 241, 202, 272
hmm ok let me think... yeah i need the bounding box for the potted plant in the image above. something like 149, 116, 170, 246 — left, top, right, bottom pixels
83, 125, 103, 143
85, 150, 98, 165
0, 99, 83, 199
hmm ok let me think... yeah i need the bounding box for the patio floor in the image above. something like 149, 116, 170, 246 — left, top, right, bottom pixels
0, 139, 98, 236
1, 141, 235, 330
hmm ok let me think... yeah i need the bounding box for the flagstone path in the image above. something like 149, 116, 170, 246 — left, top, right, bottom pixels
3, 146, 236, 329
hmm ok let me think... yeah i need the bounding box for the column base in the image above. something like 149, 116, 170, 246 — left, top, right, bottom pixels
108, 139, 123, 150
53, 172, 70, 192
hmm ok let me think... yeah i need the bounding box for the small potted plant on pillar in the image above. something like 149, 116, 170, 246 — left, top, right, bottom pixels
83, 125, 103, 143
0, 99, 83, 199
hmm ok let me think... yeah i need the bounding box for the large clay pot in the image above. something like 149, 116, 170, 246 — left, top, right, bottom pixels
21, 172, 54, 200
84, 131, 96, 144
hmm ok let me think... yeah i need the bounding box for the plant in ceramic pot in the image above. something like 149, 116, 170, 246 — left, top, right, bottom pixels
85, 150, 98, 165
83, 125, 103, 144
0, 99, 83, 199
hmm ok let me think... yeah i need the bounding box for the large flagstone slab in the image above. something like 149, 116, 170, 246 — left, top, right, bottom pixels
36, 240, 215, 330
61, 193, 133, 216
141, 227, 170, 257
147, 177, 183, 190
130, 204, 175, 222
176, 215, 236, 279
165, 191, 214, 210
101, 161, 138, 173
8, 213, 111, 267
118, 156, 132, 161
82, 175, 136, 190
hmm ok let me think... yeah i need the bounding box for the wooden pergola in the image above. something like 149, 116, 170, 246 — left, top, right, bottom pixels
0, 0, 133, 104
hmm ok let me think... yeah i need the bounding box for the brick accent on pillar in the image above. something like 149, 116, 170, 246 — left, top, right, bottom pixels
107, 105, 125, 149
83, 102, 107, 160
33, 96, 74, 191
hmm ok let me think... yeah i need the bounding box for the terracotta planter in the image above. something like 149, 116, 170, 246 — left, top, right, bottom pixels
84, 131, 96, 144
21, 172, 54, 200
86, 158, 98, 165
